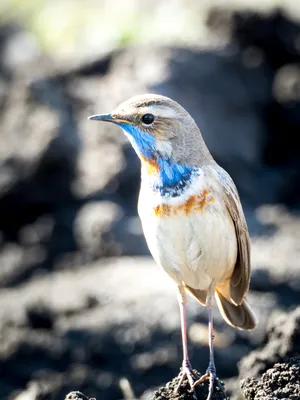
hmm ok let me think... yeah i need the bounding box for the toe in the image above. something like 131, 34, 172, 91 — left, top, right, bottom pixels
175, 362, 198, 393
191, 373, 209, 390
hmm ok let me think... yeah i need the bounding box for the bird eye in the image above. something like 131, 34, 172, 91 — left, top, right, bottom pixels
141, 113, 154, 125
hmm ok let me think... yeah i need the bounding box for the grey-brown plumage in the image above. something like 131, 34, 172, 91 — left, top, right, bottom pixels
89, 93, 257, 400
182, 165, 256, 331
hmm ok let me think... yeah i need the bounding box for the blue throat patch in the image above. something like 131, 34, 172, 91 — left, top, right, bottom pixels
119, 123, 157, 160
152, 159, 196, 197
119, 123, 197, 197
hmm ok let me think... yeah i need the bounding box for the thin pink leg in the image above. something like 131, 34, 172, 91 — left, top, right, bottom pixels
192, 290, 226, 399
207, 292, 216, 375
175, 286, 198, 391
178, 286, 189, 364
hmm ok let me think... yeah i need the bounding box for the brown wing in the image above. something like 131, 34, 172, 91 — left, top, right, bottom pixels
221, 172, 251, 306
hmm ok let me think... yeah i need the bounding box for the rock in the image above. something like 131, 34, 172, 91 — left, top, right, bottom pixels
150, 372, 227, 400
0, 256, 252, 400
238, 307, 300, 382
241, 357, 300, 400
1, 7, 300, 400
65, 391, 92, 400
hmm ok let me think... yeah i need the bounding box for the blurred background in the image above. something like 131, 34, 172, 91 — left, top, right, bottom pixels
0, 0, 300, 399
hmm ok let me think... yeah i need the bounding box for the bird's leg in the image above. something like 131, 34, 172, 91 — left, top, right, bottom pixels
175, 286, 199, 393
207, 292, 216, 377
192, 290, 226, 399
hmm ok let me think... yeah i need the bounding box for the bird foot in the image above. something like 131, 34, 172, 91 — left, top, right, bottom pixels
191, 367, 226, 400
175, 359, 200, 393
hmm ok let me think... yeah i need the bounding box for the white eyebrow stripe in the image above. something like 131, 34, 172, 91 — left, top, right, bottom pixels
138, 105, 179, 119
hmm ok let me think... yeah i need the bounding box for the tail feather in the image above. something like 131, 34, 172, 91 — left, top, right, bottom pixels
215, 289, 257, 330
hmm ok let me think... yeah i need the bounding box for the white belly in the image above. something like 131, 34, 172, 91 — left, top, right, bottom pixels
138, 183, 237, 291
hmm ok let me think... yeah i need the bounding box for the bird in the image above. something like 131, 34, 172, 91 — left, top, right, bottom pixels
89, 94, 257, 400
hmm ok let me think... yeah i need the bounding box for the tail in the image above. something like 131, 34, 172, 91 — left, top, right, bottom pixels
215, 289, 257, 330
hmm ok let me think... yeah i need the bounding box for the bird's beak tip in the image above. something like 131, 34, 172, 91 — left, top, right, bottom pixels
88, 114, 110, 121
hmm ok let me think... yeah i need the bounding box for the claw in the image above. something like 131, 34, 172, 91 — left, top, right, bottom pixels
192, 368, 226, 400
174, 359, 200, 393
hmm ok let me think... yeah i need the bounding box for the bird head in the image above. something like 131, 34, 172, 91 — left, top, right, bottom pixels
89, 94, 212, 174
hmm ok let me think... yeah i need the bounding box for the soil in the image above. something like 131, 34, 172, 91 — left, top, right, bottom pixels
1, 7, 300, 400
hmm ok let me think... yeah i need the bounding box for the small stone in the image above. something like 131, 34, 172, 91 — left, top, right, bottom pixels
65, 391, 94, 400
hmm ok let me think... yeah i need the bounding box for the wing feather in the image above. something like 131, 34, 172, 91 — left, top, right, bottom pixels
217, 168, 251, 305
